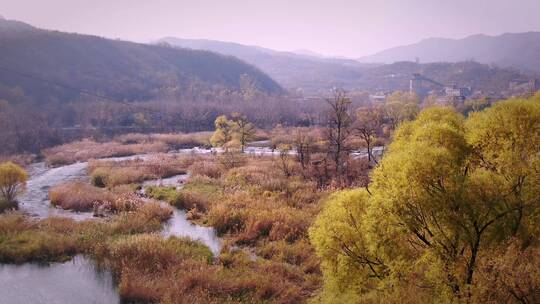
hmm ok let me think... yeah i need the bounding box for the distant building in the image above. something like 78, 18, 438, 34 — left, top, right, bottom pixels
444, 85, 470, 102
509, 79, 538, 96
369, 92, 388, 103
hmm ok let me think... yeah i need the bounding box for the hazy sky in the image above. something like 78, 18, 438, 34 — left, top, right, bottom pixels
1, 0, 540, 57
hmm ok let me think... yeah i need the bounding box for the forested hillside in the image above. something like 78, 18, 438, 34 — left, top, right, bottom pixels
160, 37, 533, 94
0, 18, 283, 104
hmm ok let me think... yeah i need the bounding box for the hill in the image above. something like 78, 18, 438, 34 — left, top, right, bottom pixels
0, 18, 283, 104
357, 61, 528, 94
359, 32, 540, 73
158, 37, 374, 93
159, 37, 532, 95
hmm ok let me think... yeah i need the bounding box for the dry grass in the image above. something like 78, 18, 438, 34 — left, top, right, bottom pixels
115, 132, 212, 149
188, 160, 225, 179
48, 181, 169, 220
43, 139, 168, 166
146, 175, 219, 213
49, 181, 116, 211
88, 154, 189, 187
0, 198, 173, 264
144, 154, 325, 302
2, 149, 329, 303
0, 154, 36, 167
93, 233, 315, 304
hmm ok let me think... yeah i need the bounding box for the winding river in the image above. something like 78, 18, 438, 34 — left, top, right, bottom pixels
2, 150, 224, 303
1, 145, 383, 303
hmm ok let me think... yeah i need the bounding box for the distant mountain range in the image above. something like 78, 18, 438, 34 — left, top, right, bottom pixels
359, 32, 540, 73
0, 16, 535, 103
0, 18, 282, 104
158, 37, 376, 93
159, 37, 534, 95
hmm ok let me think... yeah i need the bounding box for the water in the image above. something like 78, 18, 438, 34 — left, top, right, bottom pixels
142, 174, 222, 255
2, 152, 223, 303
0, 256, 119, 304
4, 143, 377, 302
17, 161, 93, 220
19, 153, 222, 251
17, 154, 155, 220
162, 209, 222, 255
141, 174, 188, 188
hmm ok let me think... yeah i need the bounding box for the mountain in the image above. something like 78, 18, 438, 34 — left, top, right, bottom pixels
359, 32, 540, 73
159, 37, 533, 96
292, 49, 325, 58
0, 18, 283, 104
158, 37, 374, 93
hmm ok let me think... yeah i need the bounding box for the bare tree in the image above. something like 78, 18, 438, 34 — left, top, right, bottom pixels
354, 106, 383, 164
293, 128, 313, 172
325, 89, 352, 182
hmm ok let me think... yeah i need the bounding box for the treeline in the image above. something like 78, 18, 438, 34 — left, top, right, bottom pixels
0, 94, 327, 154
0, 88, 492, 156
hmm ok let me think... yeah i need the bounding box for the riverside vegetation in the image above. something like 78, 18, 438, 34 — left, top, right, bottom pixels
0, 92, 538, 303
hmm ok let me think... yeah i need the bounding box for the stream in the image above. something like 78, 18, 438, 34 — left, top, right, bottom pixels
2, 150, 224, 304
1, 145, 382, 303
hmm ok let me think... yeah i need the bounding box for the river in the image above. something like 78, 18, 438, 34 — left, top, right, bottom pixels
1, 145, 382, 303
1, 150, 224, 304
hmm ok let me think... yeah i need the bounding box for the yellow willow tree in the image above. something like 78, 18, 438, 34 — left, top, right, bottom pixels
310, 97, 540, 303
210, 115, 235, 149
0, 162, 27, 204
383, 91, 420, 130
230, 112, 256, 152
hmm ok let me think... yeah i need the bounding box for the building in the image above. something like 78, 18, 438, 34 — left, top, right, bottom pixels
509, 79, 538, 96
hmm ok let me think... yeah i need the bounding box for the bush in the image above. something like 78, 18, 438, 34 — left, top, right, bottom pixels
0, 199, 17, 213
90, 168, 108, 187
0, 161, 27, 204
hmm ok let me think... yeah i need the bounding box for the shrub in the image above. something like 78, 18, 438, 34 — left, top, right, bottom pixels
0, 199, 17, 213
0, 162, 27, 204
90, 168, 108, 187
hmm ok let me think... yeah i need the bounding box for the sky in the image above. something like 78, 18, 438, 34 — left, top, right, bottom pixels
1, 0, 540, 57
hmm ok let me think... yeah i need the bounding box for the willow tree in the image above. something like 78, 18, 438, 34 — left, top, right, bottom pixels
0, 162, 27, 204
210, 115, 234, 149
310, 97, 540, 302
384, 91, 420, 130
230, 112, 256, 152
